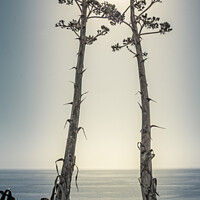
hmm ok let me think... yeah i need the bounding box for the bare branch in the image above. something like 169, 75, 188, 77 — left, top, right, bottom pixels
87, 4, 94, 18
74, 0, 82, 12
73, 30, 80, 38
122, 6, 130, 16
140, 31, 160, 36
139, 22, 145, 35
126, 46, 137, 55
122, 20, 132, 29
87, 16, 107, 20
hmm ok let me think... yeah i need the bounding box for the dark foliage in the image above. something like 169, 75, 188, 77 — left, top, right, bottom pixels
159, 22, 172, 34
88, 1, 124, 25
56, 0, 124, 45
111, 0, 172, 53
134, 0, 147, 11
55, 19, 81, 32
111, 43, 122, 52
86, 25, 110, 45
58, 0, 73, 5
141, 14, 160, 30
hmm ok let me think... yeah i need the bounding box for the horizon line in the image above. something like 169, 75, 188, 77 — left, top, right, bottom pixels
0, 167, 200, 171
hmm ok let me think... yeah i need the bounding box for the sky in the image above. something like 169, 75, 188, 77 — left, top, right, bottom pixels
0, 0, 200, 170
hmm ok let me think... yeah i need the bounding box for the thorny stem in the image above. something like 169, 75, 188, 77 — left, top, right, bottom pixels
56, 1, 87, 200
130, 0, 158, 199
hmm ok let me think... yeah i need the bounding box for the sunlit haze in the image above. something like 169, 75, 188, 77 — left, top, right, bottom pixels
0, 0, 200, 170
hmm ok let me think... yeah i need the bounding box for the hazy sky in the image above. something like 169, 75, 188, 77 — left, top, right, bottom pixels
0, 0, 200, 170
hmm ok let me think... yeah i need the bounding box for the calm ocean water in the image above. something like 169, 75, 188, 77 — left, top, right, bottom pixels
0, 169, 199, 200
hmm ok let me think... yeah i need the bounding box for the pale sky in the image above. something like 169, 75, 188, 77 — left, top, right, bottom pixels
0, 0, 200, 170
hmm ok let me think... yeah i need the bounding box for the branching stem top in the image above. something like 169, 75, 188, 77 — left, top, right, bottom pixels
56, 0, 124, 45
112, 0, 172, 53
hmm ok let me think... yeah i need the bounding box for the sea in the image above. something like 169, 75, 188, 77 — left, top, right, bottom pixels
0, 169, 200, 200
